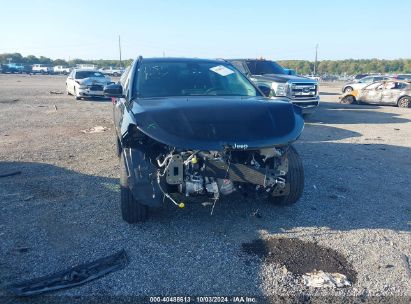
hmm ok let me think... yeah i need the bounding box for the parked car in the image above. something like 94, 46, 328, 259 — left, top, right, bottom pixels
32, 64, 53, 74
304, 74, 321, 81
227, 59, 319, 113
76, 64, 98, 70
104, 57, 305, 223
395, 74, 411, 81
66, 69, 112, 100
100, 67, 124, 77
1, 63, 29, 74
53, 65, 71, 75
353, 74, 369, 81
342, 75, 391, 93
340, 80, 411, 108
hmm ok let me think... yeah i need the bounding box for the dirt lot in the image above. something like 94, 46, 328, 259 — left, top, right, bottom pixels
0, 74, 410, 302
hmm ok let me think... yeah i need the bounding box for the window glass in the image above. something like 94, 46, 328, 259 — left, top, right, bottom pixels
364, 82, 382, 90
360, 76, 374, 83
134, 61, 259, 98
230, 61, 247, 74
75, 71, 105, 79
245, 60, 285, 75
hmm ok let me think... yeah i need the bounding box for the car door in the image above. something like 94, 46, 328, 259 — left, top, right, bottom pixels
359, 82, 383, 103
380, 81, 405, 104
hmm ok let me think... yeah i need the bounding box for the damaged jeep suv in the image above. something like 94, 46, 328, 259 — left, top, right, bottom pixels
105, 57, 305, 223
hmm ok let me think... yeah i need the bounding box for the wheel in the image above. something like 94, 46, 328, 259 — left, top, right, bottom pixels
113, 72, 119, 77
74, 88, 80, 100
344, 86, 353, 93
270, 145, 304, 205
341, 95, 355, 104
120, 151, 148, 223
66, 85, 71, 95
398, 96, 410, 108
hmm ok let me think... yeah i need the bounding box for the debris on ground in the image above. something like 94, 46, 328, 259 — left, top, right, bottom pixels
401, 254, 411, 278
7, 249, 129, 296
49, 90, 63, 95
0, 171, 22, 178
80, 126, 109, 134
242, 238, 357, 284
302, 270, 351, 288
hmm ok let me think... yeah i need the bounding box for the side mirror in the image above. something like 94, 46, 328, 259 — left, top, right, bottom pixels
104, 83, 123, 97
258, 85, 271, 97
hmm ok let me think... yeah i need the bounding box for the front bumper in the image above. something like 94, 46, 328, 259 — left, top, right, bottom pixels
291, 98, 320, 114
289, 96, 320, 113
78, 88, 105, 97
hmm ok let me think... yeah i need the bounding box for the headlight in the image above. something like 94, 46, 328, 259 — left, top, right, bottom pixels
271, 83, 288, 96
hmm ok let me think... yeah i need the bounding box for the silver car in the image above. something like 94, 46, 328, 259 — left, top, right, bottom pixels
342, 75, 391, 93
340, 80, 411, 108
66, 69, 112, 100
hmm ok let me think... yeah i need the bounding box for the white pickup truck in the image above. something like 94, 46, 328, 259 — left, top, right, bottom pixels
100, 67, 124, 77
32, 64, 53, 74
53, 65, 71, 75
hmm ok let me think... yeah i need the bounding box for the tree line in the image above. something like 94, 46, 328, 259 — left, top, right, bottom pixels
1, 53, 410, 75
0, 53, 132, 68
278, 59, 411, 75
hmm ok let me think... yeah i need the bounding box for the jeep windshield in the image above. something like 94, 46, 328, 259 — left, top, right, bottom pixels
246, 60, 286, 75
135, 60, 260, 98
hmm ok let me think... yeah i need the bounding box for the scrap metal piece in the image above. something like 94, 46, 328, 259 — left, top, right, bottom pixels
7, 249, 129, 296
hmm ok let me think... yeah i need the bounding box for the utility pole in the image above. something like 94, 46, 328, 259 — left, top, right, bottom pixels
118, 35, 122, 68
314, 43, 319, 75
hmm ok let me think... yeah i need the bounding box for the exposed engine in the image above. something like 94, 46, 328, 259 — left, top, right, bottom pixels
154, 147, 290, 201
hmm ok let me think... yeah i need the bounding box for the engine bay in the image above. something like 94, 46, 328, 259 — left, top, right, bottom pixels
153, 145, 290, 203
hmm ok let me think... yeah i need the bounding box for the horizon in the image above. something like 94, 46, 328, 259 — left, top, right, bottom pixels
1, 0, 410, 61
1, 53, 411, 62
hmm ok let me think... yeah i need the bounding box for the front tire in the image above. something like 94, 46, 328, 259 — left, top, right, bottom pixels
74, 88, 80, 100
271, 145, 304, 205
398, 96, 410, 108
341, 95, 355, 104
120, 151, 148, 223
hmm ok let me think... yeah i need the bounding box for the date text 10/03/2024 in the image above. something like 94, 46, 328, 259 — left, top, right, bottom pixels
149, 296, 258, 303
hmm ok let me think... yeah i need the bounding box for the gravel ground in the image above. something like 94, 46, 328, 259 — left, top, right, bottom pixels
0, 75, 410, 303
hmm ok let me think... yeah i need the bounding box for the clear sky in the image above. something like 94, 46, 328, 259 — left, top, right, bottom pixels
1, 0, 410, 61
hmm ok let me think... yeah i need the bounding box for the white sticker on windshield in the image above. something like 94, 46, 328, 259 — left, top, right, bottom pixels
210, 65, 234, 76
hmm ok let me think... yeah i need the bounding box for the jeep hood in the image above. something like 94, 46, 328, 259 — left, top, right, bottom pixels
129, 96, 304, 150
253, 74, 317, 84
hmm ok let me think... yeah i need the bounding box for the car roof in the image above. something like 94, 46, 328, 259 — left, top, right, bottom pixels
227, 58, 272, 62
74, 68, 101, 72
141, 57, 226, 64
